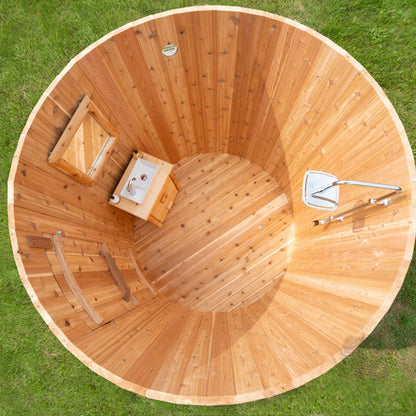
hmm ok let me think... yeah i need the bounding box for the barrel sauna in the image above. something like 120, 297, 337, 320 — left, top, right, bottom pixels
8, 6, 416, 405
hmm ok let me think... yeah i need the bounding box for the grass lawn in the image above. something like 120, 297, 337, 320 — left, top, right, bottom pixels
1, 1, 415, 415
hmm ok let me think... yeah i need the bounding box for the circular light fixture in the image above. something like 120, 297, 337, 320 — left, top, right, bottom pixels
162, 44, 178, 57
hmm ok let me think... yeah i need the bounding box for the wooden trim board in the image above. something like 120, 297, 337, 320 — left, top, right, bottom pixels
100, 243, 138, 305
128, 248, 157, 296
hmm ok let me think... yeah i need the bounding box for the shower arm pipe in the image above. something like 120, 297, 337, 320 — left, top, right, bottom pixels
312, 180, 401, 196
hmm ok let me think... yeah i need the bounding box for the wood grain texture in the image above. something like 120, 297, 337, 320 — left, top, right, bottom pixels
128, 248, 157, 295
134, 153, 294, 312
51, 234, 104, 325
8, 6, 416, 406
109, 150, 177, 225
27, 236, 53, 249
48, 94, 118, 186
100, 243, 135, 304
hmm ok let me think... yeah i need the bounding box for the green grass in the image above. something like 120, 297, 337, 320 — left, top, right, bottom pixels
1, 1, 415, 415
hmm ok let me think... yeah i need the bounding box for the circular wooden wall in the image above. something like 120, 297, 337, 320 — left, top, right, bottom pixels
8, 6, 416, 405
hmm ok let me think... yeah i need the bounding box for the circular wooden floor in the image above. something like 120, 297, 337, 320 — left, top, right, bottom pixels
134, 153, 294, 312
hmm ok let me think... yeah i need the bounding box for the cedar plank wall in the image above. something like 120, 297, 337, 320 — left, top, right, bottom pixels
9, 7, 415, 404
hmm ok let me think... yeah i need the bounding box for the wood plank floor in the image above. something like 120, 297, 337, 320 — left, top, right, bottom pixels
134, 153, 294, 312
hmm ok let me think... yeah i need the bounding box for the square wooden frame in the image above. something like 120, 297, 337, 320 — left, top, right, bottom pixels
48, 95, 118, 186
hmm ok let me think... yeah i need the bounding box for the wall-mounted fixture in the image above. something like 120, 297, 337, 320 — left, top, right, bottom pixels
48, 95, 118, 186
303, 170, 401, 210
311, 194, 395, 226
162, 44, 178, 57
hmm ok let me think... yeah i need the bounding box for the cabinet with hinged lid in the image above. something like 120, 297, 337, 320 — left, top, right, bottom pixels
110, 150, 179, 227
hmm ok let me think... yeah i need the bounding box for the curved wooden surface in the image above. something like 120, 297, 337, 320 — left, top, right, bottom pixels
135, 153, 294, 312
8, 6, 416, 405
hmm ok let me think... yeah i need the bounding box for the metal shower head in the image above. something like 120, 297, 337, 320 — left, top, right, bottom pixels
303, 170, 401, 211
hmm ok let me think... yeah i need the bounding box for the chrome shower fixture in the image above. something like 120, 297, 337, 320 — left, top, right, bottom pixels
303, 170, 401, 210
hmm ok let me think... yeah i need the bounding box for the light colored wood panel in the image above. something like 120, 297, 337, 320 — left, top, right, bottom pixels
169, 12, 210, 154
206, 312, 236, 397
149, 311, 204, 394
151, 15, 202, 157
269, 288, 365, 349
296, 221, 411, 248
13, 182, 132, 238
51, 235, 104, 325
76, 299, 173, 374
134, 153, 293, 311
171, 10, 222, 154
177, 312, 213, 397
128, 248, 157, 295
28, 274, 93, 341
243, 304, 293, 395
49, 62, 138, 153
43, 235, 134, 275
289, 233, 407, 281
283, 271, 391, 306
24, 95, 71, 152
254, 300, 328, 378
13, 206, 132, 247
278, 278, 379, 328
213, 10, 240, 154
169, 213, 293, 311
119, 308, 191, 387
131, 16, 195, 159
261, 50, 359, 192
49, 237, 132, 257
262, 294, 343, 362
135, 156, 262, 258
228, 15, 289, 159
52, 269, 140, 329
76, 51, 165, 157
48, 95, 91, 164
14, 149, 135, 232
112, 28, 174, 160
47, 251, 132, 275
137, 155, 281, 264
90, 40, 170, 158
14, 251, 52, 277
227, 309, 264, 396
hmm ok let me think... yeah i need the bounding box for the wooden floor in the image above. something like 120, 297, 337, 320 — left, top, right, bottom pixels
134, 153, 294, 312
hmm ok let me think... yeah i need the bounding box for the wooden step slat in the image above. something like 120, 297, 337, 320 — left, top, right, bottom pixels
100, 243, 137, 305
51, 235, 104, 325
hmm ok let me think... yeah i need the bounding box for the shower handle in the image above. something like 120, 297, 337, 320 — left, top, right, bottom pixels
312, 180, 401, 196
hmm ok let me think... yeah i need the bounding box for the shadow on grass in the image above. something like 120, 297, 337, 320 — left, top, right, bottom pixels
361, 258, 416, 350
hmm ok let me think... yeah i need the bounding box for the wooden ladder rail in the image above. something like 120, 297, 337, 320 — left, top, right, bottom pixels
51, 235, 104, 325
100, 244, 138, 305
128, 248, 157, 296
